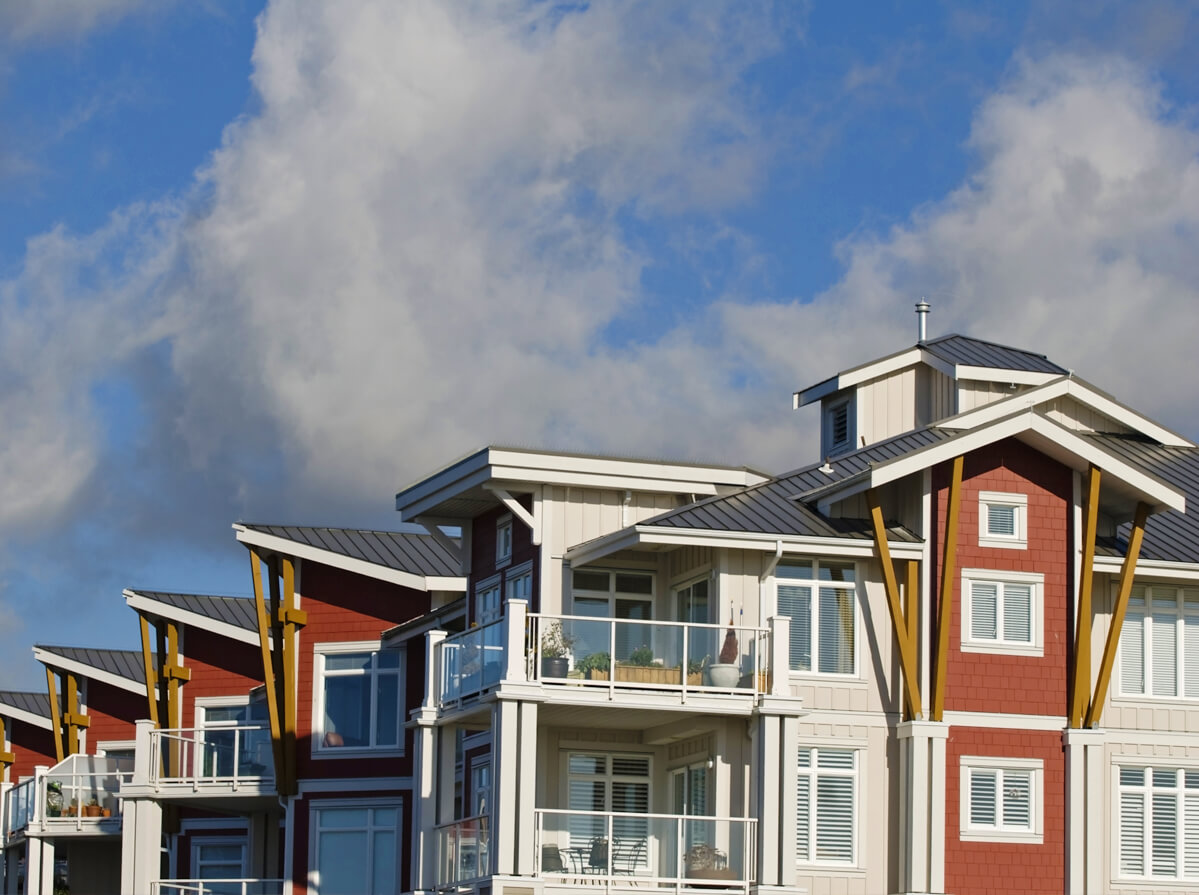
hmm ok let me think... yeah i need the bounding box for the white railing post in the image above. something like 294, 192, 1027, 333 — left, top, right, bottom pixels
32, 766, 47, 825
426, 629, 447, 709
767, 616, 789, 696
133, 719, 155, 785
505, 599, 528, 683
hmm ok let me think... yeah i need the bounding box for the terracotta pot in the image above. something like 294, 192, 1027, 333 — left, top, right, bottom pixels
84, 804, 103, 818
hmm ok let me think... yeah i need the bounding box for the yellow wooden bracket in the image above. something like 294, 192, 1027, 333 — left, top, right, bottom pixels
276, 606, 308, 627
161, 665, 192, 682
0, 751, 14, 766
1085, 502, 1150, 729
63, 712, 91, 728
868, 490, 922, 719
65, 672, 82, 757
250, 548, 286, 793
45, 668, 64, 763
139, 614, 160, 727
1070, 466, 1102, 728
932, 455, 964, 722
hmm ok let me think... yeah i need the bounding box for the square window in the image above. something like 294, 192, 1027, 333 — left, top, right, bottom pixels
496, 517, 513, 568
960, 757, 1043, 843
311, 801, 401, 895
1116, 763, 1199, 881
978, 491, 1027, 549
776, 560, 857, 675
797, 747, 858, 865
961, 569, 1043, 656
315, 644, 403, 755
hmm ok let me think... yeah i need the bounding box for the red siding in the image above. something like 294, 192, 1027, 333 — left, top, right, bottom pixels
6, 719, 58, 780
944, 727, 1065, 895
180, 629, 264, 728
932, 439, 1073, 716
469, 499, 540, 620
83, 680, 143, 752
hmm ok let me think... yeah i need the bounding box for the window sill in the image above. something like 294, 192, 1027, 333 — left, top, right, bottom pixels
788, 672, 867, 685
960, 829, 1043, 845
977, 537, 1026, 550
795, 862, 863, 873
312, 747, 405, 760
960, 641, 1043, 658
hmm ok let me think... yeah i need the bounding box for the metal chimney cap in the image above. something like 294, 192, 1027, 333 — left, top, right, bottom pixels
915, 300, 931, 342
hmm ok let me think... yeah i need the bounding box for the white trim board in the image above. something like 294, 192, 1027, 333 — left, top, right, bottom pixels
0, 702, 53, 731
124, 590, 261, 648
32, 647, 146, 696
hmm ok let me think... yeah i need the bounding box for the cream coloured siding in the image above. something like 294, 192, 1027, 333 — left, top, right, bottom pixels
1041, 395, 1133, 435
856, 367, 918, 447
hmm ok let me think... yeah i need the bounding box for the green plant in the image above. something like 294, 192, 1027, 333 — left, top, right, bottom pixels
687, 654, 711, 676
540, 621, 576, 658
625, 645, 657, 667
575, 651, 610, 674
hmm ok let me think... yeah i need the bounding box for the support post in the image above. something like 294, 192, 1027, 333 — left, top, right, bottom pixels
45, 669, 63, 763
0, 716, 13, 775
249, 547, 285, 794
868, 490, 922, 719
905, 560, 919, 719
138, 614, 159, 726
280, 555, 300, 797
1070, 466, 1101, 728
504, 600, 529, 683
932, 455, 964, 722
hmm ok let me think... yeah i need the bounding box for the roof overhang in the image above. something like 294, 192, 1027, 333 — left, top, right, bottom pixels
0, 700, 53, 731
813, 410, 1186, 520
33, 648, 145, 696
123, 590, 262, 648
232, 524, 467, 593
1092, 556, 1199, 581
565, 524, 924, 568
395, 446, 772, 522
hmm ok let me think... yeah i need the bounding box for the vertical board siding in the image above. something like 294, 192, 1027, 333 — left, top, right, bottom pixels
859, 367, 919, 446
1043, 397, 1132, 436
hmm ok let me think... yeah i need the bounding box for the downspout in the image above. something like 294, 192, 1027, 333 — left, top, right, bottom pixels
758, 540, 785, 629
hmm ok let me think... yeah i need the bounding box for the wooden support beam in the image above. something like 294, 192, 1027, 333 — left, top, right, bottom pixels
165, 621, 183, 776
932, 455, 964, 722
281, 556, 298, 796
45, 668, 63, 763
1085, 502, 1150, 729
250, 548, 285, 792
0, 715, 13, 773
905, 559, 919, 721
138, 614, 160, 726
868, 490, 922, 719
1070, 466, 1102, 728
65, 673, 80, 757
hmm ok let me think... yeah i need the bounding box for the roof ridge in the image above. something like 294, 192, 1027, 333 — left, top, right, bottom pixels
924, 332, 1060, 364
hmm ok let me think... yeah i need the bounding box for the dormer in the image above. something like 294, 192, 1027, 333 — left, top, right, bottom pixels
795, 334, 1068, 453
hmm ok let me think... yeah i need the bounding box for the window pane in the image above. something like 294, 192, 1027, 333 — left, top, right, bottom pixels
611, 756, 650, 777
614, 574, 653, 595
814, 775, 854, 862
817, 562, 855, 583
375, 673, 399, 747
1152, 615, 1178, 697
1002, 772, 1031, 828
569, 754, 605, 775
1003, 585, 1032, 643
325, 676, 371, 747
1152, 792, 1178, 876
778, 561, 814, 581
1186, 793, 1199, 879
796, 774, 810, 860
817, 750, 855, 770
970, 771, 997, 826
325, 652, 373, 672
320, 808, 368, 829
377, 651, 401, 669
971, 583, 998, 640
573, 571, 610, 592
1121, 791, 1145, 875
318, 830, 368, 894
371, 830, 397, 895
778, 584, 812, 671
987, 504, 1016, 536
818, 587, 854, 674
1186, 615, 1199, 699
1121, 614, 1145, 695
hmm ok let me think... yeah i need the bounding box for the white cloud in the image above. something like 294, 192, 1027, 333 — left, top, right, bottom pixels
0, 0, 156, 43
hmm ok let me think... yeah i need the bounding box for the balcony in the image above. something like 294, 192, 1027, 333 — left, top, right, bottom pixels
151, 882, 284, 895
431, 601, 789, 714
1, 754, 132, 840
435, 814, 490, 887
535, 809, 756, 890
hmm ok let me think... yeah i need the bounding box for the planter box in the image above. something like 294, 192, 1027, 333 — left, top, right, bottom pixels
586, 665, 683, 684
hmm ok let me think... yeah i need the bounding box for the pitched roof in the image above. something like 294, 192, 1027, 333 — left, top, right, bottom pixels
1087, 435, 1199, 564
34, 646, 148, 686
236, 524, 461, 579
130, 590, 258, 632
920, 334, 1068, 375
0, 690, 51, 718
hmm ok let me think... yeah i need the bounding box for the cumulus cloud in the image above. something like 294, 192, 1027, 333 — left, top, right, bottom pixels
0, 0, 157, 43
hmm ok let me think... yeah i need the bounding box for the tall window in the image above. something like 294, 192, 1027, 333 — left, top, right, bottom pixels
312, 802, 400, 895
676, 578, 710, 624
960, 757, 1042, 843
316, 646, 402, 752
797, 747, 857, 865
506, 562, 533, 605
496, 517, 513, 568
475, 576, 502, 625
1118, 766, 1199, 881
776, 560, 856, 674
1119, 584, 1199, 699
199, 699, 270, 778
978, 491, 1027, 549
961, 569, 1043, 656
571, 570, 654, 662
567, 753, 651, 865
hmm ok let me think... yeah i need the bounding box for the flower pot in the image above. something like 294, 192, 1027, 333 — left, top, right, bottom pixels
84, 805, 103, 818
704, 663, 740, 688
541, 657, 569, 678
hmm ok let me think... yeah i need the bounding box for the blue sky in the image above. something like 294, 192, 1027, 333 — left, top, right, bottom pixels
2, 0, 1199, 688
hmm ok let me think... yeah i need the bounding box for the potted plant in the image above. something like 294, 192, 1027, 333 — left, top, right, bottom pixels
576, 651, 611, 679
540, 621, 575, 678
705, 620, 741, 688
84, 796, 103, 818
687, 655, 710, 685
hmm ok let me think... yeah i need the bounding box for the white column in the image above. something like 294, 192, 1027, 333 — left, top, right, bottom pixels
119, 798, 162, 895
777, 714, 799, 886
131, 719, 154, 785
928, 726, 947, 895
492, 700, 520, 875
755, 714, 781, 886
514, 700, 538, 875
768, 617, 790, 696
504, 600, 529, 683
411, 714, 438, 892
1064, 727, 1106, 895
425, 630, 446, 711
22, 837, 53, 895
897, 720, 948, 895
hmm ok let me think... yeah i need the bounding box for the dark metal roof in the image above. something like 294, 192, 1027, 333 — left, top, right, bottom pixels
639, 427, 952, 540
1086, 435, 1199, 564
922, 334, 1068, 375
0, 690, 52, 719
35, 646, 148, 685
132, 591, 258, 632
239, 524, 461, 578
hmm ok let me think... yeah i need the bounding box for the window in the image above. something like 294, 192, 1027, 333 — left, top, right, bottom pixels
675, 577, 710, 625
567, 752, 650, 866
1118, 584, 1199, 700
192, 837, 247, 882
960, 757, 1042, 843
496, 516, 513, 568
311, 801, 400, 895
506, 561, 533, 605
316, 645, 402, 753
822, 398, 854, 457
979, 491, 1027, 549
571, 569, 654, 662
1117, 765, 1199, 881
475, 576, 502, 625
797, 747, 857, 865
961, 569, 1043, 655
776, 560, 856, 675
198, 698, 271, 777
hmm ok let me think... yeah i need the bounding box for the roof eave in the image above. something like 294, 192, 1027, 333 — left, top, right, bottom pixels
123, 589, 261, 647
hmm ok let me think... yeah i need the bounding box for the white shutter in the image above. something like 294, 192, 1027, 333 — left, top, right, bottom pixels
1120, 790, 1145, 876
970, 770, 997, 826
1185, 614, 1199, 700
817, 586, 854, 674
778, 584, 812, 671
1152, 791, 1178, 877
815, 775, 854, 862
1003, 584, 1033, 643
1151, 612, 1178, 697
971, 582, 998, 640
1002, 771, 1031, 829
796, 750, 811, 860
1121, 609, 1145, 695
1185, 777, 1199, 880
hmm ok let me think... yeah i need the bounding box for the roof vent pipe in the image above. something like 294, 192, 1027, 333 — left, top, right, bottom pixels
915, 300, 930, 342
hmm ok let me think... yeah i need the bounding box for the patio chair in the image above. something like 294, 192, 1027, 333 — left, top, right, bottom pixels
587, 837, 609, 873
541, 845, 566, 873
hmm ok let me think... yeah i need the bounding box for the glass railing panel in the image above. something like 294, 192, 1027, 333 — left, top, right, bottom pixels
5, 777, 36, 832
149, 727, 274, 785
151, 881, 285, 895
435, 814, 490, 886
45, 754, 133, 819
439, 621, 505, 706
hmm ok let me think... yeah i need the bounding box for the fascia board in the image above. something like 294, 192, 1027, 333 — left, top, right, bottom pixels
33, 648, 145, 696
123, 590, 260, 648
938, 379, 1072, 430
955, 366, 1058, 386
488, 466, 720, 495
394, 448, 491, 514
487, 449, 767, 486
835, 411, 1185, 513
395, 466, 493, 521
233, 525, 467, 593
794, 348, 931, 408
0, 703, 53, 731
1092, 557, 1199, 580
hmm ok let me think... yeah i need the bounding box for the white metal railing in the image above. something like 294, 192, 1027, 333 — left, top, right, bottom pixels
435, 814, 490, 887
1, 755, 134, 836
3, 775, 36, 836
529, 614, 771, 695
149, 726, 274, 790
151, 880, 284, 895
535, 809, 756, 891
439, 620, 506, 707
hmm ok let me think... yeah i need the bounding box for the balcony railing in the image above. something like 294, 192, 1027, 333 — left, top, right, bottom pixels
440, 620, 506, 708
535, 809, 756, 891
435, 814, 490, 887
149, 726, 274, 790
529, 614, 770, 694
151, 881, 284, 895
1, 754, 133, 838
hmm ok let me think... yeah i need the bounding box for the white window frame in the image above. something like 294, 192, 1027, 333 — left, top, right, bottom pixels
312, 641, 404, 758
959, 756, 1043, 844
496, 515, 513, 569
1113, 762, 1199, 882
978, 491, 1028, 549
960, 568, 1044, 656
475, 574, 503, 626
1117, 583, 1199, 701
191, 835, 248, 882
796, 745, 859, 868
308, 797, 403, 895
505, 561, 533, 605
775, 559, 859, 677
